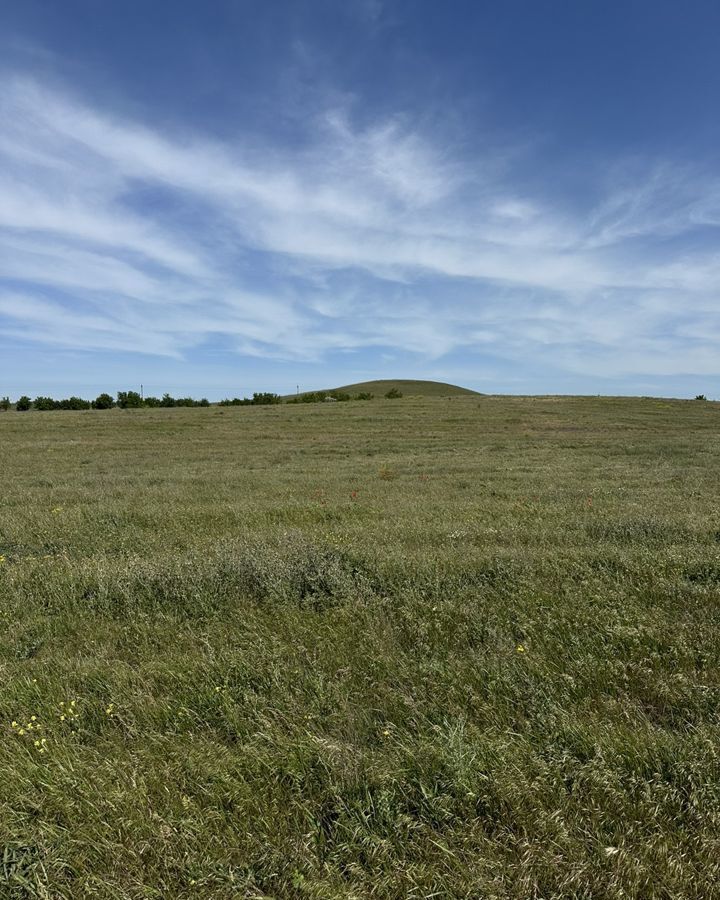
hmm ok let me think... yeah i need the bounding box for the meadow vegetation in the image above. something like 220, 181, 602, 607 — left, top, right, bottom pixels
4, 393, 212, 411
330, 379, 480, 398
1, 395, 720, 898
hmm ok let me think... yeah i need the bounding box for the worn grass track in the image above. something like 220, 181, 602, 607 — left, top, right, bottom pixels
1, 396, 719, 898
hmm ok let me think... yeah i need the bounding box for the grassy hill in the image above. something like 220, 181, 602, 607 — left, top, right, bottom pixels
1, 394, 720, 896
294, 378, 481, 398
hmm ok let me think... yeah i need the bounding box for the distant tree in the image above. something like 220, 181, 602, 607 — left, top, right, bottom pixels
252, 392, 282, 405
198, 398, 210, 407
143, 396, 161, 408
384, 387, 403, 399
61, 397, 91, 410
0, 396, 10, 412
301, 391, 327, 403
117, 391, 143, 409
160, 393, 176, 408
695, 394, 707, 401
93, 393, 115, 409
219, 397, 253, 405
16, 396, 32, 411
290, 390, 373, 404
34, 396, 58, 411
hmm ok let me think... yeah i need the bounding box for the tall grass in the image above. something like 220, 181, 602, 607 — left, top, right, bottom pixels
1, 397, 719, 897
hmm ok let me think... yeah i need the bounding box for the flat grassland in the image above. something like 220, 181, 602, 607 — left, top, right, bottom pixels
1, 396, 719, 898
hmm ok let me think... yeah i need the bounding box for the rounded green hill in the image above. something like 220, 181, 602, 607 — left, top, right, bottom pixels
300, 379, 481, 398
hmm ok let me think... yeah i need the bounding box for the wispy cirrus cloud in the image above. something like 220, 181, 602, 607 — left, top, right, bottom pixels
1, 72, 719, 383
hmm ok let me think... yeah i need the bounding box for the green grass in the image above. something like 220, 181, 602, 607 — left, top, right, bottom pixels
317, 378, 480, 397
1, 395, 719, 898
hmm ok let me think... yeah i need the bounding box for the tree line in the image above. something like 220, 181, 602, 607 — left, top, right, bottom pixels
0, 387, 403, 411
220, 389, 401, 404
0, 392, 210, 411
219, 389, 383, 405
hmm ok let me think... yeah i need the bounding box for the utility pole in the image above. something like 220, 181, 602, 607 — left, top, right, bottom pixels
140, 384, 144, 400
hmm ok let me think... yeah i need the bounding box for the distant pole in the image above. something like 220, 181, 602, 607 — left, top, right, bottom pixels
297, 384, 299, 395
141, 384, 144, 400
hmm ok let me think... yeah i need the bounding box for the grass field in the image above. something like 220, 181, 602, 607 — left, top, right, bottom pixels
1, 395, 720, 898
329, 379, 482, 397
283, 379, 481, 401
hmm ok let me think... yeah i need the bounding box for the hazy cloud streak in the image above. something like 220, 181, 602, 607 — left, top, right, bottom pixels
1, 74, 720, 376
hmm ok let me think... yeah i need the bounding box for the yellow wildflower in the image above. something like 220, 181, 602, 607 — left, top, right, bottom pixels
516, 644, 526, 653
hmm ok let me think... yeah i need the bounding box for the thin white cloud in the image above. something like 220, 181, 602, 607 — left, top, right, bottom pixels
1, 73, 720, 379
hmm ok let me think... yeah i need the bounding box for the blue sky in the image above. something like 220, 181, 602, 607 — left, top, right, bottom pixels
1, 0, 720, 399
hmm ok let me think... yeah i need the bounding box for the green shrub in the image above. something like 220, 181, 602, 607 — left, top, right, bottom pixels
59, 396, 91, 410
34, 396, 58, 411
93, 393, 115, 410
32, 396, 92, 410
384, 387, 403, 399
291, 390, 373, 403
303, 392, 324, 403
15, 395, 31, 411
116, 391, 144, 409
252, 392, 282, 405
